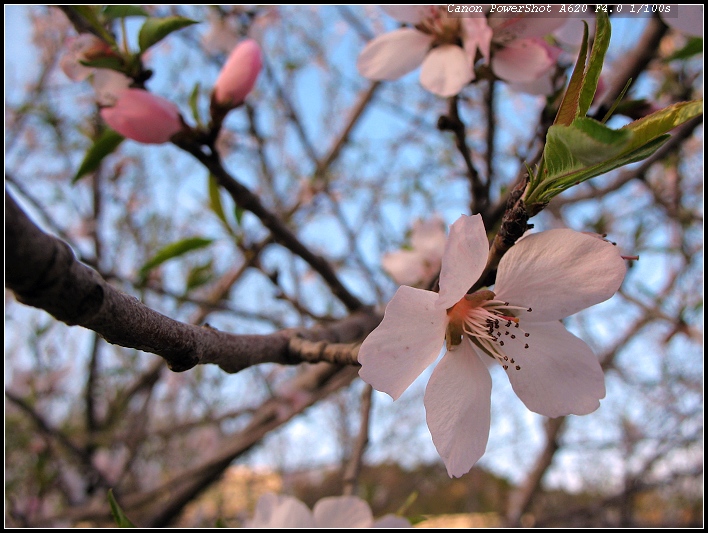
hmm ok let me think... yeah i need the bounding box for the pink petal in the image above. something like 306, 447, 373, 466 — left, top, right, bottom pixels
358, 286, 447, 400
424, 340, 492, 477
380, 5, 430, 24
436, 214, 489, 310
499, 320, 606, 417
245, 493, 314, 528
92, 69, 132, 106
357, 29, 434, 81
373, 515, 412, 528
213, 38, 262, 108
489, 12, 568, 44
494, 229, 626, 322
382, 250, 429, 287
492, 38, 556, 83
410, 215, 447, 259
507, 70, 557, 96
313, 496, 373, 528
461, 17, 493, 64
100, 89, 184, 144
419, 44, 475, 97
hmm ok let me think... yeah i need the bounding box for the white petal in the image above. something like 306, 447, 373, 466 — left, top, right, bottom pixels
419, 44, 475, 97
491, 38, 554, 83
382, 250, 429, 287
373, 514, 412, 528
662, 5, 703, 36
381, 5, 430, 24
358, 286, 447, 400
245, 493, 314, 528
461, 17, 493, 63
357, 29, 433, 81
313, 496, 373, 528
424, 341, 492, 478
436, 214, 489, 310
501, 320, 606, 417
494, 229, 626, 322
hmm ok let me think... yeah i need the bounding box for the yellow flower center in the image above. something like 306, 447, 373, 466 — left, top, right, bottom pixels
446, 289, 533, 371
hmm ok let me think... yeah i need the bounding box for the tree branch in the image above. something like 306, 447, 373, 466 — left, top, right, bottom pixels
6, 190, 378, 374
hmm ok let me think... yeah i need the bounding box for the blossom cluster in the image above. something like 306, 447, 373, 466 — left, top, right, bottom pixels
357, 5, 570, 97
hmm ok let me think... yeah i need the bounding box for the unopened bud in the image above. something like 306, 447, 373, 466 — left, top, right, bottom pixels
100, 89, 183, 144
212, 38, 262, 110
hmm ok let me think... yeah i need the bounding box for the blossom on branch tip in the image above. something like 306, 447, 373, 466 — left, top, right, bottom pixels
100, 89, 184, 144
358, 214, 627, 477
245, 493, 410, 528
357, 6, 492, 97
212, 38, 263, 109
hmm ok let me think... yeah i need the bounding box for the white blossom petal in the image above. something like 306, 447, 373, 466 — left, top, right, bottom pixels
494, 229, 626, 322
436, 214, 489, 310
245, 493, 315, 528
462, 17, 493, 63
501, 320, 606, 417
358, 286, 447, 400
424, 340, 492, 477
357, 29, 433, 81
313, 496, 373, 528
373, 514, 412, 528
419, 44, 475, 97
382, 250, 429, 287
491, 38, 555, 83
381, 5, 430, 24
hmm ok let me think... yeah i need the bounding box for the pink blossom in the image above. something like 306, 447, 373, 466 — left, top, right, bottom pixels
382, 216, 447, 288
60, 34, 114, 81
358, 214, 627, 477
213, 38, 263, 108
487, 13, 566, 86
246, 493, 410, 528
100, 89, 183, 144
357, 6, 492, 97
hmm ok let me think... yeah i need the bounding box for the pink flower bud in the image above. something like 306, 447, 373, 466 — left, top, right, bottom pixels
100, 89, 183, 144
213, 39, 262, 108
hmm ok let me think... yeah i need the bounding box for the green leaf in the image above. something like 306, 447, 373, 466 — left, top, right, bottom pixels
102, 5, 149, 19
79, 56, 126, 72
108, 489, 136, 528
68, 6, 117, 46
621, 100, 703, 153
189, 82, 202, 126
554, 21, 589, 126
139, 237, 214, 279
578, 10, 611, 117
185, 260, 214, 292
208, 174, 228, 226
138, 16, 198, 53
665, 37, 703, 62
551, 117, 633, 166
234, 205, 244, 226
73, 129, 125, 183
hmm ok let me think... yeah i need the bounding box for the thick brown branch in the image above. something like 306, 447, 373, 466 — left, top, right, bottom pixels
6, 190, 377, 374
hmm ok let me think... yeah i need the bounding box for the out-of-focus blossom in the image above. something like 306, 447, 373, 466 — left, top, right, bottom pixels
212, 38, 263, 109
245, 493, 410, 528
60, 34, 114, 81
487, 13, 566, 85
101, 89, 183, 144
202, 11, 241, 55
661, 5, 703, 37
382, 216, 447, 288
60, 33, 132, 105
359, 214, 627, 477
357, 5, 492, 97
